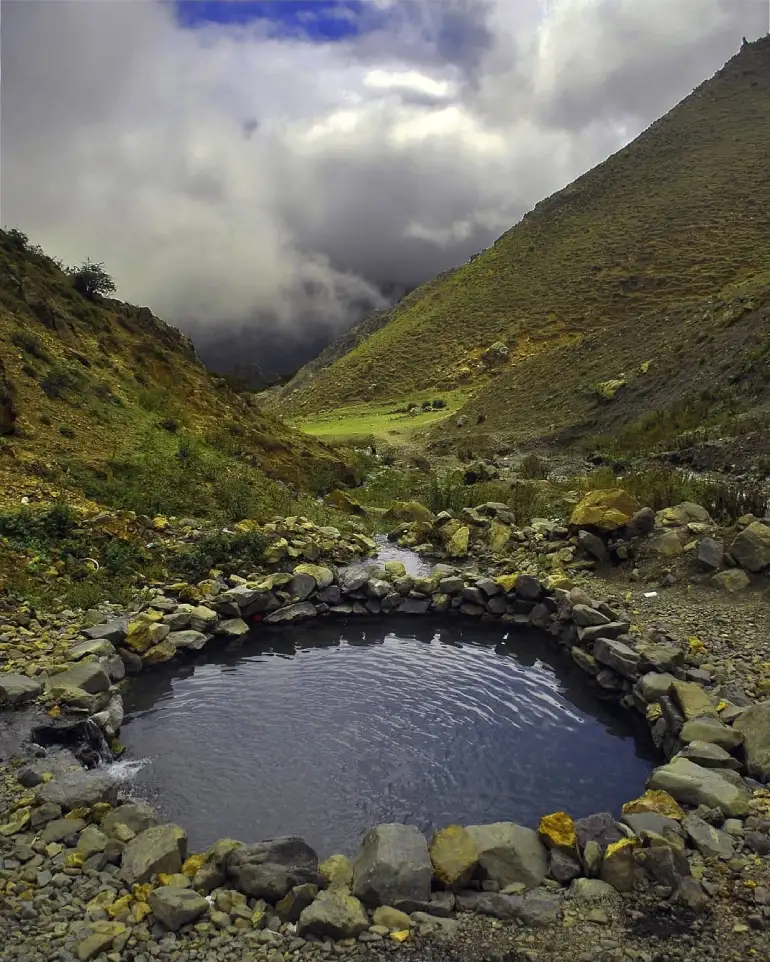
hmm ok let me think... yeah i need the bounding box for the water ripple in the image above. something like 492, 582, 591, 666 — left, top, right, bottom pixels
121, 618, 655, 857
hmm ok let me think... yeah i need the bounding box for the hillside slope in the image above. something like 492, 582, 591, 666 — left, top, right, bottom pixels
0, 230, 353, 514
273, 37, 770, 457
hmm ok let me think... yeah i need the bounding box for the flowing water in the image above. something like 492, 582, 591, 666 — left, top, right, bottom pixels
120, 618, 656, 857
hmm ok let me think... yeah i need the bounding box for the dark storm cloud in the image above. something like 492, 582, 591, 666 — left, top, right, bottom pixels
1, 0, 766, 374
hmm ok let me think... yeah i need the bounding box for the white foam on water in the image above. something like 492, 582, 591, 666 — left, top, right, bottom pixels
103, 756, 152, 781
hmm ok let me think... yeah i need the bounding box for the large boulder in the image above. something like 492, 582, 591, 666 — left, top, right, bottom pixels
669, 679, 718, 719
148, 887, 209, 931
732, 700, 770, 781
648, 758, 750, 817
121, 824, 188, 884
298, 889, 369, 939
0, 673, 43, 706
101, 802, 159, 840
352, 823, 431, 907
37, 770, 118, 810
730, 522, 770, 572
227, 837, 319, 900
466, 823, 547, 890
429, 825, 479, 889
383, 501, 435, 525
45, 660, 110, 695
569, 490, 640, 532
324, 489, 366, 516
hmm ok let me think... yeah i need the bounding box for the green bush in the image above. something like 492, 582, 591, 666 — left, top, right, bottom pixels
175, 530, 270, 582
11, 331, 52, 363
68, 259, 116, 299
0, 503, 78, 552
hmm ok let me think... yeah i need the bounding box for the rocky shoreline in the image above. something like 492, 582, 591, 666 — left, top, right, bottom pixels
2, 534, 770, 962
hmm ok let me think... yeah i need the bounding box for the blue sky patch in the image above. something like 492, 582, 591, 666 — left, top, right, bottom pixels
173, 1, 371, 41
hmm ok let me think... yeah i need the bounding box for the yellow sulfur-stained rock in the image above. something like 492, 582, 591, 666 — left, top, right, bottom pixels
429, 825, 479, 889
390, 930, 410, 943
622, 790, 684, 821
599, 837, 639, 892
447, 526, 470, 559
124, 611, 169, 654
570, 489, 640, 532
320, 854, 353, 891
496, 573, 520, 592
538, 812, 577, 851
182, 853, 205, 877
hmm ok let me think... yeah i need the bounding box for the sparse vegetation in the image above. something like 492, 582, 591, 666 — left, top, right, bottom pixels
175, 529, 271, 582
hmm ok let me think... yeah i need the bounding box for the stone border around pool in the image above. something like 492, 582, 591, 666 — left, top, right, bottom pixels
1, 559, 769, 954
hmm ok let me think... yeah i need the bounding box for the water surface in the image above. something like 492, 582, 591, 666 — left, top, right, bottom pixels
120, 619, 655, 856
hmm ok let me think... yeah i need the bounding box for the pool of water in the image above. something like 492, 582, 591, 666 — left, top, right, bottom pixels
371, 534, 432, 576
119, 619, 656, 857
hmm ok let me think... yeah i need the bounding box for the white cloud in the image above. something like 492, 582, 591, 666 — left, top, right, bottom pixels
2, 0, 767, 371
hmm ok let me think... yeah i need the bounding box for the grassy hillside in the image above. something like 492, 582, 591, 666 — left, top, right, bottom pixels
273, 36, 770, 461
0, 229, 355, 518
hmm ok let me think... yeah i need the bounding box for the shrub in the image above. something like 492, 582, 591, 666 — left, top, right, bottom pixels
0, 503, 77, 552
11, 331, 52, 362
59, 425, 75, 438
175, 530, 270, 581
4, 227, 29, 252
40, 364, 82, 399
68, 259, 116, 299
160, 417, 179, 433
432, 399, 447, 409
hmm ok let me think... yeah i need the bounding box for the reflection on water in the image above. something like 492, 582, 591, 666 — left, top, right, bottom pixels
121, 618, 656, 857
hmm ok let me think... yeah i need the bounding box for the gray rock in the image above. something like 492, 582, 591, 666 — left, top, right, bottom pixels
681, 813, 735, 859
577, 530, 609, 564
677, 741, 741, 770
0, 673, 43, 705
149, 886, 209, 931
648, 757, 750, 816
455, 891, 560, 927
46, 660, 110, 695
574, 813, 623, 854
697, 538, 724, 571
579, 622, 631, 642
732, 700, 770, 781
77, 824, 109, 858
438, 577, 465, 595
121, 823, 188, 884
101, 802, 159, 839
566, 878, 617, 900
571, 605, 610, 627
393, 893, 455, 918
287, 573, 317, 601
730, 522, 770, 572
275, 883, 319, 922
41, 817, 87, 843
297, 889, 368, 939
83, 618, 128, 643
339, 567, 371, 593
621, 812, 682, 839
37, 770, 118, 810
167, 629, 208, 650
638, 844, 690, 888
265, 602, 317, 623
399, 598, 431, 614
680, 716, 745, 750
592, 638, 640, 679
352, 823, 431, 907
515, 575, 543, 601
549, 848, 582, 883
68, 638, 117, 661
466, 822, 547, 890
214, 618, 249, 639
228, 837, 319, 900
638, 672, 676, 702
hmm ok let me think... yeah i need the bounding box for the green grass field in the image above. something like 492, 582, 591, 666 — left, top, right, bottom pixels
291, 391, 469, 445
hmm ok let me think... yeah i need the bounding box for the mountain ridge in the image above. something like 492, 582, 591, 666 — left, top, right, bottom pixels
270, 36, 770, 461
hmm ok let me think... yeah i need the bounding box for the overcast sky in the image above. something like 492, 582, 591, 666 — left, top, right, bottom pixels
2, 0, 767, 371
